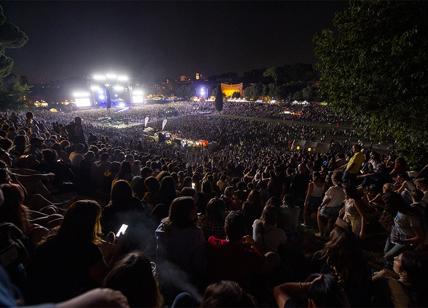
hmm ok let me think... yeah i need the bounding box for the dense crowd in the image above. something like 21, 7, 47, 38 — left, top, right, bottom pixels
0, 106, 427, 308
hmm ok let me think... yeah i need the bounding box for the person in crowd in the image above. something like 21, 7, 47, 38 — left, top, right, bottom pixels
384, 197, 425, 262
201, 197, 227, 239
252, 204, 287, 253
273, 273, 349, 308
415, 177, 428, 204
342, 144, 365, 186
207, 210, 264, 294
303, 172, 325, 227
0, 265, 130, 308
104, 252, 163, 308
200, 280, 256, 307
316, 171, 345, 237
102, 180, 145, 234
144, 176, 161, 209
158, 176, 177, 208
312, 219, 371, 307
372, 251, 426, 307
26, 200, 110, 304
114, 161, 134, 184
341, 185, 367, 239
0, 183, 54, 244
155, 196, 206, 276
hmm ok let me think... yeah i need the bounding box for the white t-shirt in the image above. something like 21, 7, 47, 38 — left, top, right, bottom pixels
322, 185, 345, 208
252, 219, 287, 252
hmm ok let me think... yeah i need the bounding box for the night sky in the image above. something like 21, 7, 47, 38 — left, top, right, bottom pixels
3, 1, 346, 83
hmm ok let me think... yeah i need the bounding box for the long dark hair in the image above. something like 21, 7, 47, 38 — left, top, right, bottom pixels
164, 197, 196, 229
55, 200, 102, 244
111, 180, 133, 206
159, 176, 176, 206
0, 183, 29, 233
321, 225, 368, 288
104, 252, 163, 308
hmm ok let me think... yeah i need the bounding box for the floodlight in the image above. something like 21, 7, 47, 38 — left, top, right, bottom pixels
106, 73, 117, 79
72, 91, 90, 98
74, 97, 91, 107
90, 85, 102, 91
93, 74, 106, 81
117, 102, 126, 108
132, 89, 144, 95
113, 85, 124, 92
118, 75, 129, 82
98, 94, 106, 100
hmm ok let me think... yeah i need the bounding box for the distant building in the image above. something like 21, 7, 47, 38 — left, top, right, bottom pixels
220, 83, 243, 98
179, 75, 190, 82
195, 72, 202, 80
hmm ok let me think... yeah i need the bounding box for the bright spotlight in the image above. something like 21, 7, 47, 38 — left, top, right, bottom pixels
199, 87, 206, 97
132, 89, 144, 95
90, 85, 102, 91
92, 74, 106, 81
132, 96, 144, 104
98, 94, 106, 100
117, 101, 126, 108
72, 91, 90, 98
113, 85, 124, 92
118, 75, 129, 82
106, 73, 117, 79
74, 97, 91, 107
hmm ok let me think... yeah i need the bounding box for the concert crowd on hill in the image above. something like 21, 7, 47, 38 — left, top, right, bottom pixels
0, 108, 427, 307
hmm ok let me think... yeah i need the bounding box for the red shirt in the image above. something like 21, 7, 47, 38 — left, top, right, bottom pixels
207, 236, 263, 290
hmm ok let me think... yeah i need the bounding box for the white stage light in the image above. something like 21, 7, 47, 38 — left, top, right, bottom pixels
92, 74, 106, 81
132, 96, 144, 103
118, 75, 129, 82
113, 85, 124, 92
72, 91, 90, 98
74, 97, 91, 107
90, 85, 102, 91
106, 73, 117, 79
132, 89, 144, 95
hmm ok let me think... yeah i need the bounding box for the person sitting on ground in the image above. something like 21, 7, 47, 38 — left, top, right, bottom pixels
155, 196, 206, 276
317, 171, 345, 238
0, 183, 55, 244
201, 197, 227, 240
384, 198, 425, 263
200, 280, 256, 308
207, 210, 264, 294
340, 185, 367, 240
273, 273, 349, 308
104, 252, 163, 308
303, 172, 325, 227
26, 200, 110, 304
102, 180, 145, 234
252, 204, 287, 253
372, 251, 427, 307
311, 219, 371, 307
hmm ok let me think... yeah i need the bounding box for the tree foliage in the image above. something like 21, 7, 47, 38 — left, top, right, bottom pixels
0, 5, 28, 109
314, 0, 428, 167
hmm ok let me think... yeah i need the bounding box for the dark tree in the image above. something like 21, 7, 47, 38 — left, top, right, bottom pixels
314, 0, 428, 167
0, 5, 28, 109
0, 6, 28, 83
215, 84, 223, 112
